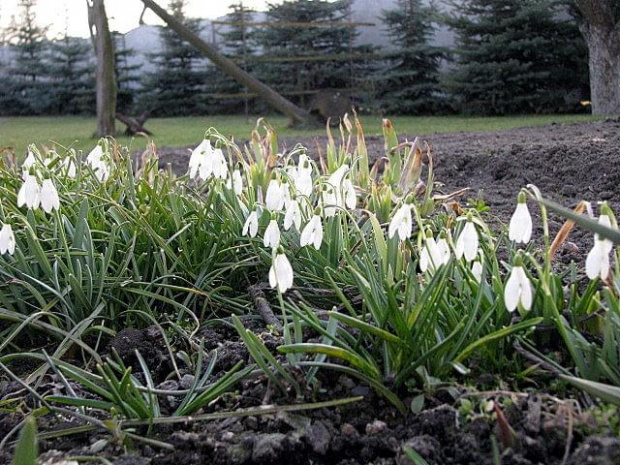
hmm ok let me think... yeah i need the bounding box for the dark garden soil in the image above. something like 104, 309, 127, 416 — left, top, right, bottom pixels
2, 119, 620, 464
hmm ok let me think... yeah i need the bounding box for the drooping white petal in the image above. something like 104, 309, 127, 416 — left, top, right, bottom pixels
508, 203, 532, 243
265, 180, 285, 212
263, 220, 281, 248
596, 215, 614, 254
456, 221, 479, 262
243, 211, 259, 238
516, 267, 533, 311
17, 174, 40, 210
269, 253, 294, 293
283, 200, 302, 231
232, 170, 243, 196
504, 265, 532, 312
504, 268, 521, 312
295, 170, 313, 197
586, 240, 610, 280
300, 215, 323, 250
40, 179, 60, 213
388, 204, 412, 241
343, 179, 356, 210
0, 224, 16, 255
189, 139, 211, 179
436, 238, 451, 265
471, 261, 483, 283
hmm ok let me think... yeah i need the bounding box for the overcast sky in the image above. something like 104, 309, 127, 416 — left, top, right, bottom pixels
0, 0, 275, 39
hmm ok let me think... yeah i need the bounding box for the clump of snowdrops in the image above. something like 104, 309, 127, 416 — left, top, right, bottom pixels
1, 116, 620, 419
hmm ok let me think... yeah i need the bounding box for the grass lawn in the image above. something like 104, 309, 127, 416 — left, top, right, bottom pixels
0, 113, 601, 157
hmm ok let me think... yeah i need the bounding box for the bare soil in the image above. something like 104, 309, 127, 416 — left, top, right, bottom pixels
2, 119, 620, 464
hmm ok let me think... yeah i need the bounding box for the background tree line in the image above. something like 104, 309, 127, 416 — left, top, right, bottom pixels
0, 0, 591, 117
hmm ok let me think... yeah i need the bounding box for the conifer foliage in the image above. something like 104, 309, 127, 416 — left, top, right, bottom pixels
446, 0, 589, 115
138, 0, 207, 116
378, 0, 444, 114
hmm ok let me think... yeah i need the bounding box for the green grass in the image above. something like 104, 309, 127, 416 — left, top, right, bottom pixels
0, 113, 601, 157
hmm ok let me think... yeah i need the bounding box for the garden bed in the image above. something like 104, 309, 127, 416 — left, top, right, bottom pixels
2, 118, 620, 464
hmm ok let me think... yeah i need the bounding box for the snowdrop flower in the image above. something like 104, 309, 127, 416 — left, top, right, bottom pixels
0, 224, 16, 255
322, 185, 339, 218
419, 231, 450, 273
263, 219, 281, 248
86, 144, 110, 182
17, 174, 41, 210
504, 256, 533, 312
323, 164, 349, 216
455, 217, 479, 262
585, 238, 611, 280
300, 214, 323, 250
226, 169, 243, 196
343, 179, 356, 210
269, 252, 294, 293
189, 139, 212, 179
265, 180, 285, 212
211, 147, 228, 180
22, 150, 36, 179
40, 179, 60, 213
62, 156, 77, 179
471, 260, 483, 283
595, 204, 614, 253
508, 191, 532, 244
283, 199, 302, 231
388, 203, 413, 241
242, 211, 259, 238
295, 169, 313, 198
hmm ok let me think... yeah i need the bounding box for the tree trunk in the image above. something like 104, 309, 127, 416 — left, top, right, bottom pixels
139, 0, 310, 125
87, 0, 117, 137
575, 0, 620, 115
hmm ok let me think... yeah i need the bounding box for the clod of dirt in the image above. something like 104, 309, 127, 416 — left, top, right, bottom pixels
251, 433, 288, 462
568, 436, 620, 465
306, 420, 331, 454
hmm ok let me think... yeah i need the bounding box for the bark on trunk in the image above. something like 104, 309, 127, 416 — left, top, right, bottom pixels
575, 0, 620, 115
139, 0, 310, 125
87, 0, 117, 137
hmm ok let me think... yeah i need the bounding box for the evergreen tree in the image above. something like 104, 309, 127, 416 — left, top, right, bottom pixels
446, 0, 589, 115
113, 32, 140, 114
253, 0, 370, 108
137, 0, 207, 116
378, 0, 444, 114
44, 35, 95, 115
206, 2, 257, 114
1, 0, 50, 115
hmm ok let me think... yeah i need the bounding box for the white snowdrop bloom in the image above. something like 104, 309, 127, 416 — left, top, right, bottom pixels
269, 253, 294, 294
86, 144, 111, 182
263, 219, 281, 248
585, 239, 611, 280
17, 174, 41, 210
471, 260, 483, 283
455, 220, 479, 262
87, 144, 103, 165
504, 262, 533, 312
343, 179, 356, 210
242, 211, 259, 238
436, 237, 451, 265
62, 157, 77, 179
231, 169, 243, 196
388, 203, 413, 241
286, 164, 298, 182
508, 193, 532, 244
22, 150, 36, 179
298, 154, 312, 176
265, 180, 285, 212
189, 139, 212, 179
295, 170, 313, 197
419, 236, 441, 273
596, 213, 614, 254
300, 214, 323, 250
322, 186, 339, 218
211, 148, 228, 180
40, 179, 60, 214
283, 199, 302, 231
282, 181, 292, 208
0, 224, 16, 255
